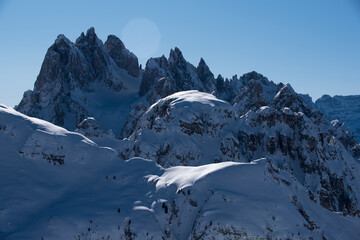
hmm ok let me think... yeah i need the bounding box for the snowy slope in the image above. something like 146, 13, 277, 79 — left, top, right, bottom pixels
316, 94, 360, 142
1, 105, 360, 239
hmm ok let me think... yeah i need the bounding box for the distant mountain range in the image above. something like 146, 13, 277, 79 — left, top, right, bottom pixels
315, 95, 360, 141
1, 28, 360, 239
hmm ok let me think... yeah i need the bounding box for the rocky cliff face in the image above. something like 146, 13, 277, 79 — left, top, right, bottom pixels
139, 47, 216, 104
105, 35, 140, 78
16, 28, 141, 135
316, 94, 360, 142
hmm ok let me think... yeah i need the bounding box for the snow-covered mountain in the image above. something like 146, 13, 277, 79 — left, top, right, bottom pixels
122, 87, 360, 216
315, 94, 360, 142
16, 28, 141, 136
3, 28, 360, 239
1, 104, 360, 240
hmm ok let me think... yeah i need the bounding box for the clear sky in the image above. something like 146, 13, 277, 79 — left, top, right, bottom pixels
0, 0, 359, 107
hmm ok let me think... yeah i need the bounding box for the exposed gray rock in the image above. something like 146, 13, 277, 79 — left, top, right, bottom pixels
105, 35, 139, 77
196, 58, 216, 93
139, 47, 216, 104
16, 28, 141, 135
272, 83, 310, 114
232, 80, 268, 115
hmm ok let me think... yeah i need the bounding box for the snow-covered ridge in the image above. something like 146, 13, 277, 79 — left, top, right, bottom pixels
1, 106, 360, 239
0, 104, 114, 165
1, 104, 69, 136
123, 89, 360, 220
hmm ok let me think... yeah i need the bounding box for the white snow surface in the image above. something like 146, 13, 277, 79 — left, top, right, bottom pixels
1, 104, 360, 239
151, 90, 228, 109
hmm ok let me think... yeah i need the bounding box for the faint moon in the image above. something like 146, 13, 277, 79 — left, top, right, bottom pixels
121, 18, 161, 60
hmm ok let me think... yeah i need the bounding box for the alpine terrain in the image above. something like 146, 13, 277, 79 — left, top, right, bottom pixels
1, 28, 360, 240
315, 94, 360, 142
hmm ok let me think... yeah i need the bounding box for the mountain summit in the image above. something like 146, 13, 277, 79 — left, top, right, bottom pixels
139, 47, 216, 104
16, 28, 141, 135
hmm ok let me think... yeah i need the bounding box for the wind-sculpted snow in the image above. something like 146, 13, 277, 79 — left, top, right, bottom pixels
153, 159, 360, 240
0, 104, 114, 165
1, 106, 360, 239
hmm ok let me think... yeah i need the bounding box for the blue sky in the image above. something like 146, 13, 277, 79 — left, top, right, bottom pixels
0, 0, 359, 107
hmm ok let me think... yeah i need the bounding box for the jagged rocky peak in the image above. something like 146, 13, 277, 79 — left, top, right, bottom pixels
16, 27, 142, 133
232, 80, 268, 115
228, 76, 314, 118
240, 70, 267, 83
168, 47, 186, 65
73, 27, 117, 85
54, 34, 73, 50
167, 47, 199, 90
272, 83, 310, 114
139, 47, 216, 104
215, 74, 225, 90
214, 74, 240, 102
215, 71, 278, 106
138, 55, 169, 97
16, 30, 90, 124
196, 58, 216, 92
106, 34, 126, 50
75, 27, 100, 47
144, 54, 170, 73
105, 35, 139, 77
